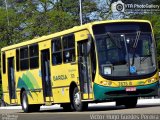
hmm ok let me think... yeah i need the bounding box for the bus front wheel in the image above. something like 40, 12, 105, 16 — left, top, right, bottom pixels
21, 91, 40, 112
124, 97, 138, 108
72, 87, 88, 111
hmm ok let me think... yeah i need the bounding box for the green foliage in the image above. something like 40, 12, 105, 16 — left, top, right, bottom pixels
0, 0, 98, 45
0, 0, 98, 74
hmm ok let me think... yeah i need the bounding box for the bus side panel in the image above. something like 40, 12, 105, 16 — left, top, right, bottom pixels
16, 91, 21, 104
2, 69, 10, 104
27, 91, 44, 105
28, 69, 44, 104
52, 87, 70, 103
16, 69, 44, 104
51, 63, 78, 103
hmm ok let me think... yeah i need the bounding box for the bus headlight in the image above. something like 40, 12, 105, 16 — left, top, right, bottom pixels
146, 78, 157, 84
100, 81, 112, 86
151, 78, 156, 83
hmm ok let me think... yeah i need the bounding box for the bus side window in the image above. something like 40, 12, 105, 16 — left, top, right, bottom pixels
62, 34, 75, 63
2, 52, 6, 74
29, 44, 39, 69
20, 46, 29, 70
52, 38, 62, 65
16, 49, 20, 71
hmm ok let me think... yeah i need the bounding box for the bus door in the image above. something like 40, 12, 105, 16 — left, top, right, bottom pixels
41, 49, 53, 103
8, 57, 17, 104
78, 40, 93, 100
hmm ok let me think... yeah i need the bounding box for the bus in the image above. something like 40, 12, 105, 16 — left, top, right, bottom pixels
1, 20, 159, 112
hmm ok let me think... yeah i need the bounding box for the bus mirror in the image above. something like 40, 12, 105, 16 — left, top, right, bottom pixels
86, 34, 92, 55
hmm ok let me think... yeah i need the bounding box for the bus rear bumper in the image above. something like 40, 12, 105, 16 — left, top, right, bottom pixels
93, 82, 159, 101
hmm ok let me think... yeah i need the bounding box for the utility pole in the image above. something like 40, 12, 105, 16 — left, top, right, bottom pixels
79, 0, 82, 25
4, 0, 10, 26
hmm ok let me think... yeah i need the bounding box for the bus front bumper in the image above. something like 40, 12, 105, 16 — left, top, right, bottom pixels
93, 82, 159, 101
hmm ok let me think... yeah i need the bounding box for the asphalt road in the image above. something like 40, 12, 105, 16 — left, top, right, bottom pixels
0, 103, 160, 120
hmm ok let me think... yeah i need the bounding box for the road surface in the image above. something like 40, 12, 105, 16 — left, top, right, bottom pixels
0, 99, 160, 120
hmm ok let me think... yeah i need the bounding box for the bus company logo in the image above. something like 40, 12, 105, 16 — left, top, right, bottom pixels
53, 75, 67, 81
111, 0, 160, 13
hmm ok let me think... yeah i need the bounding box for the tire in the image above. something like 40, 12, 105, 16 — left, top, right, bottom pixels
61, 103, 72, 111
124, 97, 138, 108
21, 91, 40, 112
72, 87, 88, 111
0, 99, 6, 107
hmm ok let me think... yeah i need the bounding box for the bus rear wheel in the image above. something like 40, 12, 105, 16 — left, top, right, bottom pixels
72, 87, 88, 111
124, 97, 138, 108
21, 91, 40, 112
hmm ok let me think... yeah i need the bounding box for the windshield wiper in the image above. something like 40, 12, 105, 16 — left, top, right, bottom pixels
131, 31, 141, 66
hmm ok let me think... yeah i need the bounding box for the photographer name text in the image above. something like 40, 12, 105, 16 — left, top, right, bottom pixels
90, 114, 160, 120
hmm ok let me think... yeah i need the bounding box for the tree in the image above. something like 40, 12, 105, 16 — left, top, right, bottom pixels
95, 0, 112, 20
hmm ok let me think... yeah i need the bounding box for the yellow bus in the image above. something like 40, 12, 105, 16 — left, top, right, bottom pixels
1, 20, 159, 112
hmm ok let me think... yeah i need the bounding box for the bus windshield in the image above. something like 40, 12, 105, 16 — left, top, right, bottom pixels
93, 23, 156, 79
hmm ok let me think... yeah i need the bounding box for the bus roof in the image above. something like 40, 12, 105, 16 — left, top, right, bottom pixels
1, 19, 151, 52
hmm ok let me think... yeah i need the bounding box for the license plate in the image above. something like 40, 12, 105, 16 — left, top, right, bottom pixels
126, 87, 136, 92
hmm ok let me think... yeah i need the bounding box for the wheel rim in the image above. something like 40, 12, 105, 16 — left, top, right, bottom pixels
74, 92, 81, 107
22, 95, 27, 110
